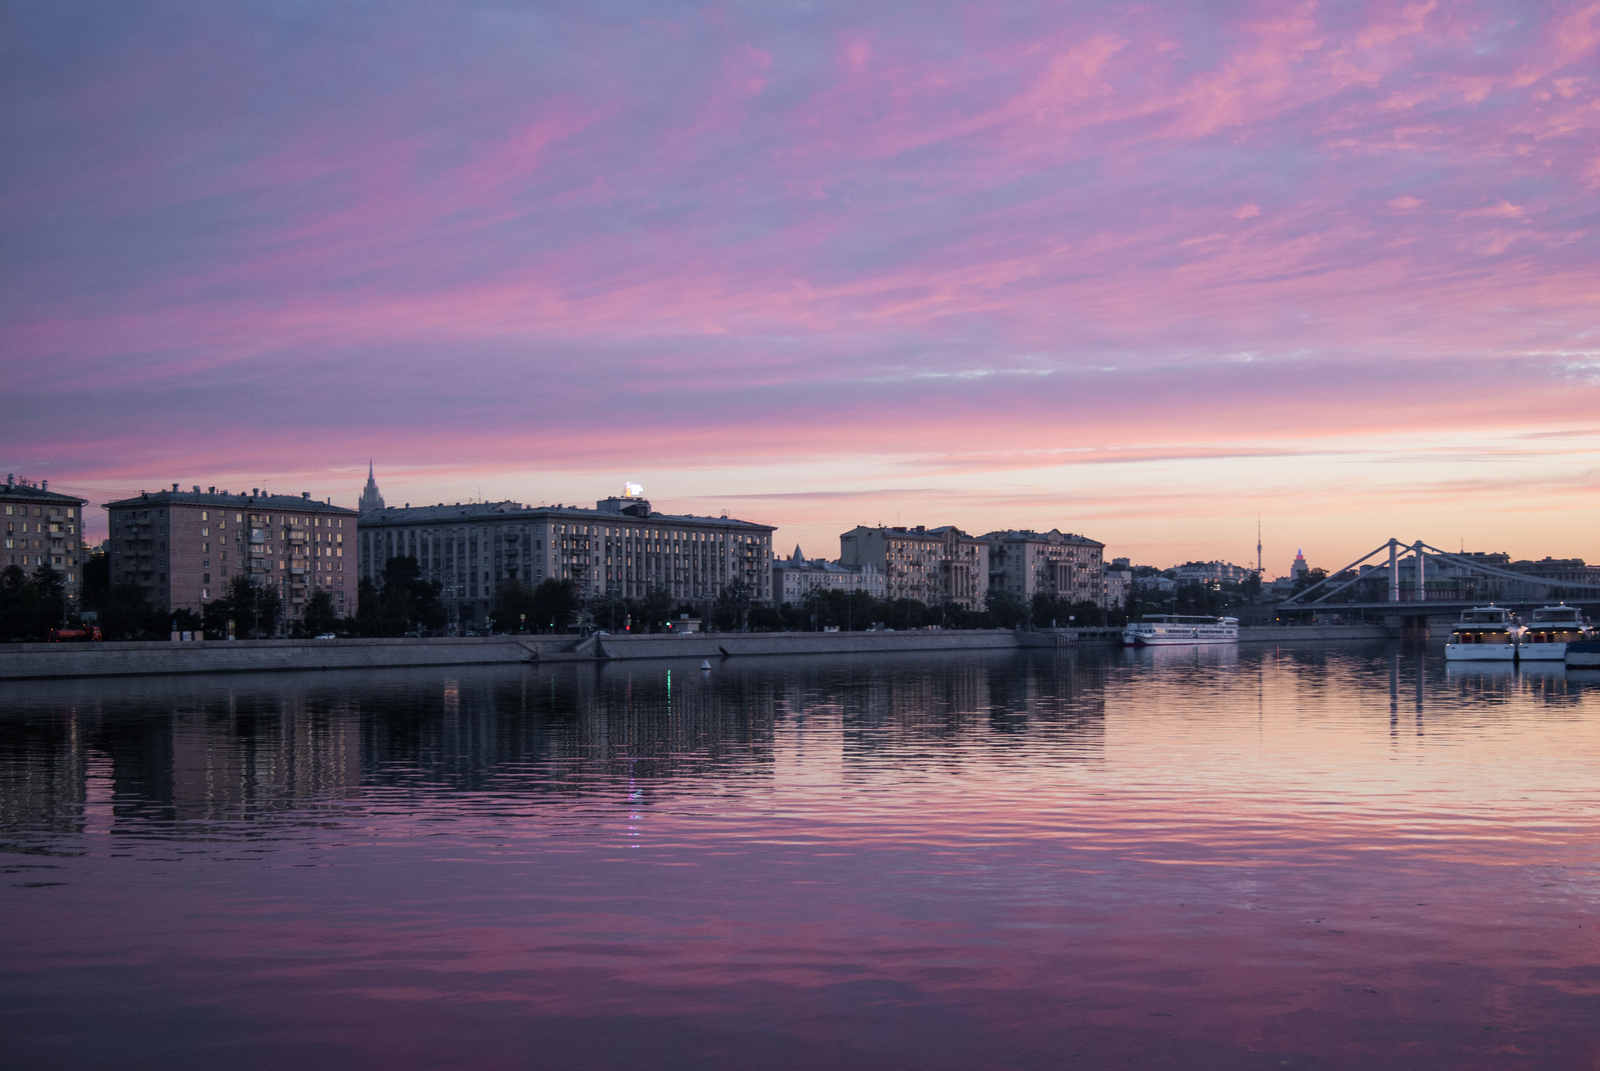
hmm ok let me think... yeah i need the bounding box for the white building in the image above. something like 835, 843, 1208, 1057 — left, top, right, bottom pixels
357, 479, 774, 626
771, 546, 886, 605
1172, 560, 1255, 587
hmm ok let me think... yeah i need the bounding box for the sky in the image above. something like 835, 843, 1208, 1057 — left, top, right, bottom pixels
3, 0, 1598, 572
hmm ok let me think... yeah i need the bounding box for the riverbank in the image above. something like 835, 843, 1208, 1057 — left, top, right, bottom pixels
1, 624, 1399, 680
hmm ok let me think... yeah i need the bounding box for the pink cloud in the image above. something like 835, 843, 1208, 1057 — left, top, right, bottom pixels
5, 1, 1600, 560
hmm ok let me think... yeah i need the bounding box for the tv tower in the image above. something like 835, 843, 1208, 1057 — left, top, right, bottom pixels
1256, 515, 1262, 575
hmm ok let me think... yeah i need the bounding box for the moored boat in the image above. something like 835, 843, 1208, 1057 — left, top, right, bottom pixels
1517, 604, 1591, 662
1444, 606, 1519, 661
1566, 640, 1600, 668
1121, 614, 1239, 646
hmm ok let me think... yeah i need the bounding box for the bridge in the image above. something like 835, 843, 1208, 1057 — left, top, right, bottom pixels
1278, 539, 1600, 616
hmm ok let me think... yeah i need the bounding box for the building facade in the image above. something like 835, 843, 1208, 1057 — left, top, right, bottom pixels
105, 485, 359, 621
1103, 563, 1132, 610
838, 525, 989, 609
772, 546, 887, 606
3, 476, 89, 603
1508, 557, 1600, 589
984, 529, 1108, 608
1172, 560, 1255, 587
356, 490, 775, 626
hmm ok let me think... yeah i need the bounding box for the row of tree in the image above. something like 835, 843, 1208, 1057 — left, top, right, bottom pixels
479, 578, 1125, 635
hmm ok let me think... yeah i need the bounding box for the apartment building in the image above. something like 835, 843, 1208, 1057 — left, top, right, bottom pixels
1172, 560, 1255, 587
772, 546, 887, 606
984, 529, 1108, 608
356, 487, 775, 627
105, 485, 359, 620
838, 525, 989, 610
2, 476, 89, 602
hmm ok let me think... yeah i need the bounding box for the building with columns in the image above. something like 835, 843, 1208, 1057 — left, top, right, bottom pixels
838, 525, 989, 610
356, 487, 775, 627
984, 529, 1108, 608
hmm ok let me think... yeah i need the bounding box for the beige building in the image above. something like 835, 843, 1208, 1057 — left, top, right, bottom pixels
106, 485, 359, 621
356, 482, 775, 627
3, 476, 89, 602
985, 529, 1108, 608
839, 525, 989, 609
772, 546, 887, 605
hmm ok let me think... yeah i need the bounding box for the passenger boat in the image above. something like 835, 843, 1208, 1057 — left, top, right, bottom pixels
1121, 614, 1239, 646
1518, 605, 1592, 661
1444, 606, 1519, 661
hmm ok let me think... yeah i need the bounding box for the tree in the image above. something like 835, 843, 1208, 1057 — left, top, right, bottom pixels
985, 589, 1029, 629
1291, 568, 1328, 597
528, 578, 581, 633
98, 579, 164, 640
711, 580, 748, 632
355, 556, 445, 636
221, 574, 282, 638
79, 550, 110, 610
1242, 571, 1262, 599
302, 590, 338, 635
490, 581, 533, 633
0, 565, 56, 641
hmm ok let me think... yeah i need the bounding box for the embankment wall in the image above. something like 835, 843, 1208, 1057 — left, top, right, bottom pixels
593, 630, 1021, 660
1, 624, 1397, 680
0, 636, 566, 681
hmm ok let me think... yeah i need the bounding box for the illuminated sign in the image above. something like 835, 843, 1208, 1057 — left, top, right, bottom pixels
623, 482, 644, 498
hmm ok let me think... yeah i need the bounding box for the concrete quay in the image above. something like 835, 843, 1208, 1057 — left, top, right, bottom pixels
1238, 624, 1392, 643
591, 629, 1022, 661
0, 624, 1397, 681
0, 635, 570, 681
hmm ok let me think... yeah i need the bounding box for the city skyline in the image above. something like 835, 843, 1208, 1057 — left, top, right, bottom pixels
6, 2, 1598, 567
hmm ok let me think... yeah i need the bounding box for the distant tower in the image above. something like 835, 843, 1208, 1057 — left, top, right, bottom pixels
359, 462, 386, 513
1290, 547, 1309, 580
1256, 515, 1262, 575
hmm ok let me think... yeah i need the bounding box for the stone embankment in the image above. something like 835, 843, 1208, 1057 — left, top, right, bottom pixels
0, 636, 570, 681
1, 624, 1397, 680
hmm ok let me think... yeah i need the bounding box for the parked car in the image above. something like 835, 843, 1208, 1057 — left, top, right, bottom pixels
315, 633, 337, 640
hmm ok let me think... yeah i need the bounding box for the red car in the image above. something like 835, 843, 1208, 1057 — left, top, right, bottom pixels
48, 626, 103, 642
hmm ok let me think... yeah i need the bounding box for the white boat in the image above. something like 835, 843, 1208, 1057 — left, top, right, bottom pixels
1517, 605, 1591, 662
1121, 614, 1238, 646
1444, 606, 1519, 661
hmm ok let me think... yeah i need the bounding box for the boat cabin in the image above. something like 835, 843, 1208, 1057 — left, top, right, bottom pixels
1455, 607, 1512, 626
1523, 605, 1589, 645
1527, 605, 1584, 626
1450, 606, 1514, 645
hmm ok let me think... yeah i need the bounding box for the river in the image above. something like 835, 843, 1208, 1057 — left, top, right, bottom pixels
2, 643, 1596, 1069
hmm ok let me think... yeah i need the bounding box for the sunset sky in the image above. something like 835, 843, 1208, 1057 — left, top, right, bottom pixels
5, 1, 1598, 571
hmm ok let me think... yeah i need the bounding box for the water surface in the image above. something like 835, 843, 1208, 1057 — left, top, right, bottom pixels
2, 644, 1597, 1069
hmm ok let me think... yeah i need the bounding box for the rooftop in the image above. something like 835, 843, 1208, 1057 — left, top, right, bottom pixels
358, 498, 773, 530
105, 484, 357, 515
1, 477, 86, 505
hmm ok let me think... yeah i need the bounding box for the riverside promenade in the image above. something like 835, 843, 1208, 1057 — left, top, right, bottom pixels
0, 623, 1397, 681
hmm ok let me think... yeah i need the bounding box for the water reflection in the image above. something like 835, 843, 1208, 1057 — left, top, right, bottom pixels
2, 645, 1598, 1071
1, 651, 1107, 830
